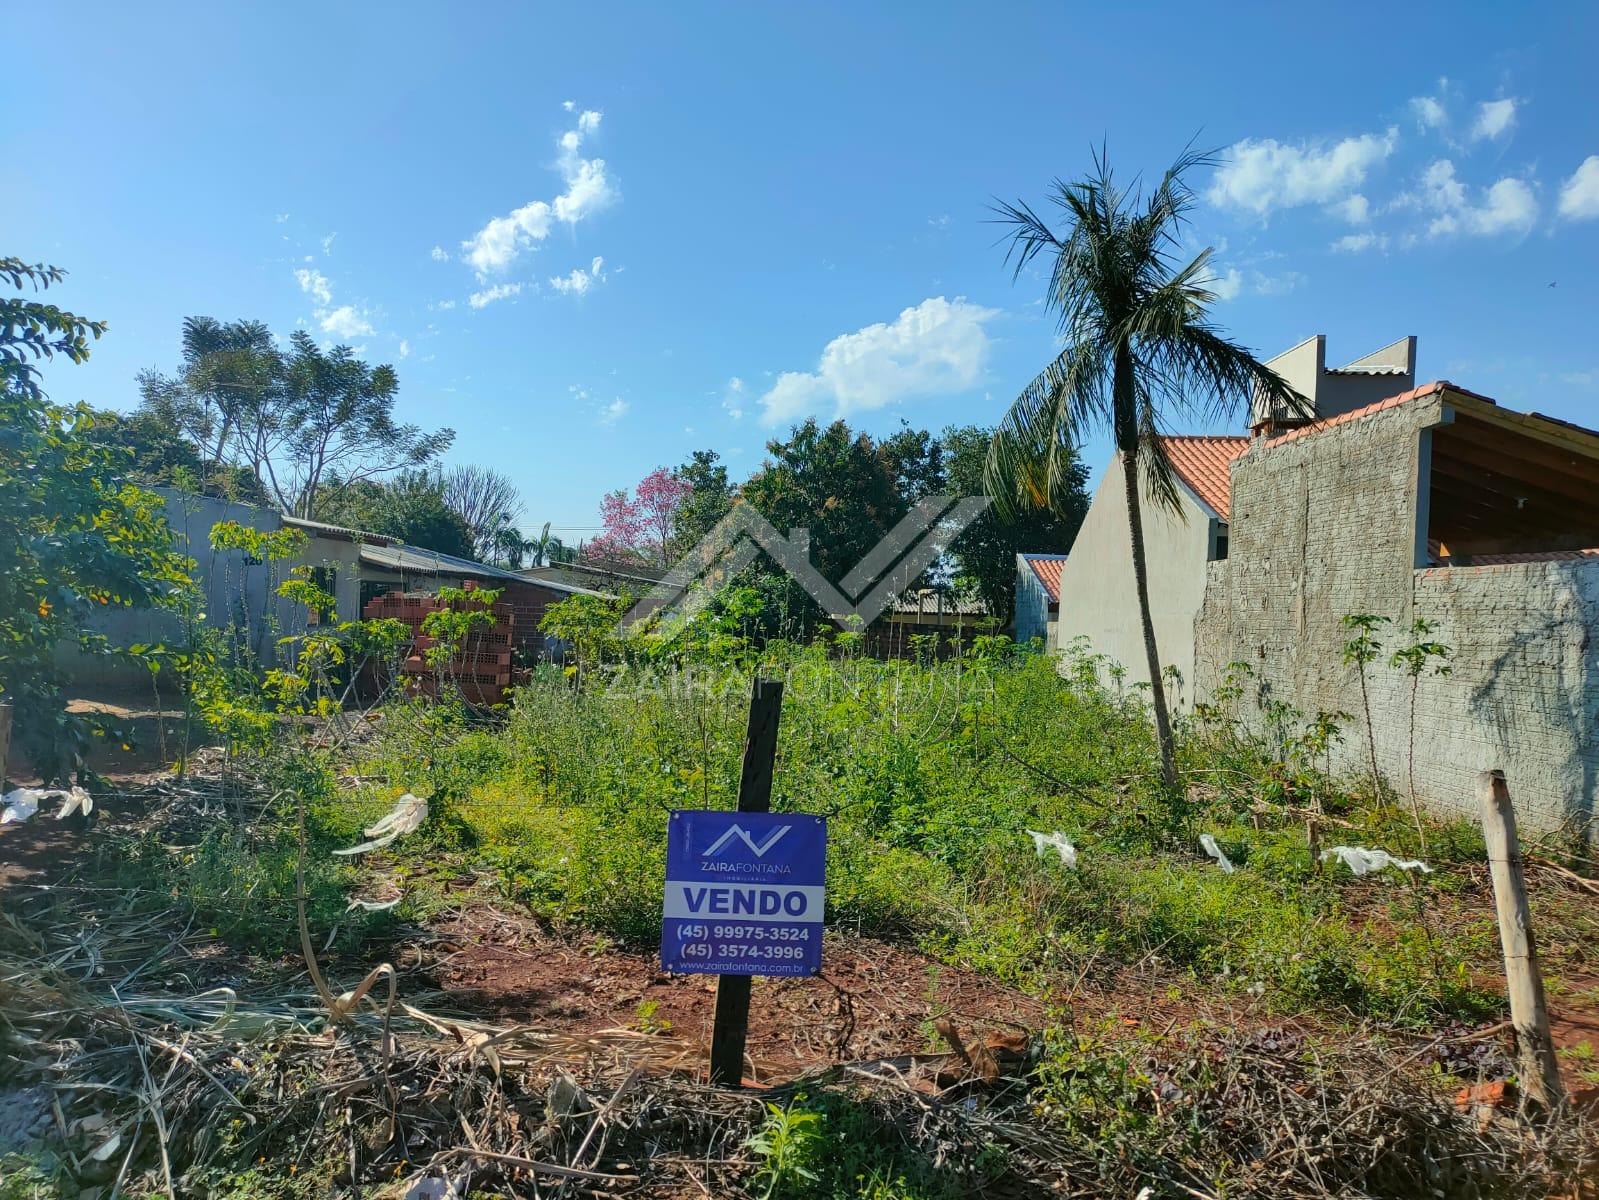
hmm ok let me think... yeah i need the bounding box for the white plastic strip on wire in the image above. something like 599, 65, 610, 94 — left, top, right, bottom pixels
1, 786, 94, 824
1025, 829, 1078, 868
332, 793, 429, 856
1320, 845, 1433, 876
1199, 833, 1236, 873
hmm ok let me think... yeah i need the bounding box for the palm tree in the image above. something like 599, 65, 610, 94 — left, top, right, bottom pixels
491, 524, 532, 569
528, 521, 566, 568
986, 148, 1303, 793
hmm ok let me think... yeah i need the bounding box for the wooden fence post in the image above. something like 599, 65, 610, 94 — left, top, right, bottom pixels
708, 676, 784, 1088
1477, 769, 1565, 1112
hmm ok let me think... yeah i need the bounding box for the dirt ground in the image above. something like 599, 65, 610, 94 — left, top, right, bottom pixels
3, 740, 1598, 1091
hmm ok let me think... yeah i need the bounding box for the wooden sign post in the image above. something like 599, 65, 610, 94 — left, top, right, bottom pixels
1477, 769, 1566, 1112
708, 676, 785, 1087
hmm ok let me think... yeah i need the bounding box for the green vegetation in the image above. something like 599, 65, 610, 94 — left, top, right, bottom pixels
0, 258, 193, 781
328, 630, 1498, 1025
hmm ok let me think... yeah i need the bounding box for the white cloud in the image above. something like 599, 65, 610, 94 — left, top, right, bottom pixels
549, 255, 606, 295
293, 268, 333, 306
399, 339, 411, 358
1419, 160, 1538, 237
1204, 264, 1300, 298
1410, 92, 1448, 131
1331, 232, 1389, 253
468, 282, 523, 309
430, 245, 449, 262
1252, 270, 1303, 296
275, 212, 291, 223
723, 376, 747, 420
1330, 193, 1370, 224
598, 397, 628, 425
318, 305, 374, 339
562, 99, 575, 112
1558, 155, 1599, 220
1471, 98, 1518, 142
1208, 127, 1397, 216
321, 233, 338, 254
1207, 268, 1243, 301
460, 106, 616, 277
757, 296, 997, 426
431, 299, 457, 311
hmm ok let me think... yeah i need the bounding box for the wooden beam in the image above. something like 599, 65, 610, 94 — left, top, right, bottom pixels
1444, 535, 1598, 558
1448, 392, 1599, 461
1426, 475, 1575, 538
1440, 417, 1599, 492
1434, 434, 1599, 512
1429, 459, 1599, 529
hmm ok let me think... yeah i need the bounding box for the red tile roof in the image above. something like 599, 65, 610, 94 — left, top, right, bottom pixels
1159, 436, 1250, 520
1021, 553, 1067, 603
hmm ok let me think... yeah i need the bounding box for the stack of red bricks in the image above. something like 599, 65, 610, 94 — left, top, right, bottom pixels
361, 587, 515, 706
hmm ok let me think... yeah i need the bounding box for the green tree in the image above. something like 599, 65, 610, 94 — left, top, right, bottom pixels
83, 404, 268, 504
987, 149, 1301, 792
274, 332, 453, 518
941, 423, 1088, 618
879, 422, 946, 503
136, 316, 278, 467
0, 258, 192, 781
742, 419, 906, 581
315, 470, 474, 558
670, 449, 734, 556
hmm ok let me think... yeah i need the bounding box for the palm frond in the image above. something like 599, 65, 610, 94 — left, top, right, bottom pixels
984, 342, 1108, 519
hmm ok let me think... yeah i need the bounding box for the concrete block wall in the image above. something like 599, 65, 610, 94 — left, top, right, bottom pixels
1194, 395, 1598, 834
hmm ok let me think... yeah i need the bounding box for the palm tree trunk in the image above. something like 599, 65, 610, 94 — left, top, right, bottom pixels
1120, 447, 1181, 792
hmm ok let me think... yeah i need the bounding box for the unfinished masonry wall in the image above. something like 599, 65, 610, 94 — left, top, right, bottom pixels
1194, 397, 1599, 834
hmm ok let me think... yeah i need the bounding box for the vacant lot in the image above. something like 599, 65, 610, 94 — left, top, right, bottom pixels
3, 643, 1597, 1198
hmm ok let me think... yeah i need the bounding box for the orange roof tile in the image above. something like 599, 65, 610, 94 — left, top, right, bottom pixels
1264, 380, 1463, 446
1159, 436, 1250, 520
1021, 554, 1067, 603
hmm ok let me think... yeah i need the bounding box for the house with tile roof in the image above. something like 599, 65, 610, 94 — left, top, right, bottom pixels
1048, 334, 1599, 832
1047, 434, 1247, 704
1195, 376, 1599, 833
1015, 553, 1066, 646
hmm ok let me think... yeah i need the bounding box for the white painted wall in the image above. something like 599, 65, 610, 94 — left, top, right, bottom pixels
1053, 457, 1217, 707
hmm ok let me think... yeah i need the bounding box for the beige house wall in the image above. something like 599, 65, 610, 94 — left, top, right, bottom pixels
1053, 458, 1219, 708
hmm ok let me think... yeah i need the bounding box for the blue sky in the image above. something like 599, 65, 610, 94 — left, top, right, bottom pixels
8, 2, 1599, 539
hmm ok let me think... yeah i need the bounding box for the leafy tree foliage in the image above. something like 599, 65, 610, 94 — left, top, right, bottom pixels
138, 320, 453, 519
82, 404, 268, 504
587, 467, 694, 569
315, 470, 475, 558
275, 332, 453, 517
0, 258, 192, 781
137, 317, 277, 467
494, 521, 570, 570
940, 424, 1088, 617
741, 419, 907, 582
668, 449, 733, 557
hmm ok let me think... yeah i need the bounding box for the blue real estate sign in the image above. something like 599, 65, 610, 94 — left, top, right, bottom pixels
661, 810, 826, 977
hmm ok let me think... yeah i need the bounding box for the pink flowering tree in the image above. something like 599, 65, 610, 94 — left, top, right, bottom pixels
585, 467, 693, 568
